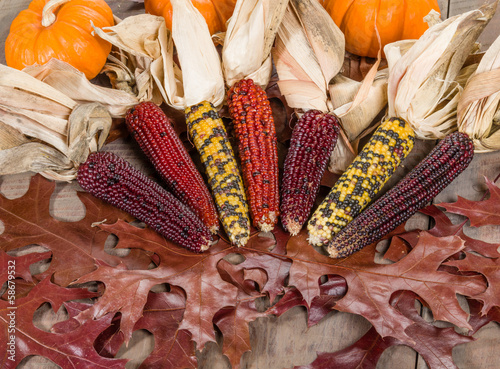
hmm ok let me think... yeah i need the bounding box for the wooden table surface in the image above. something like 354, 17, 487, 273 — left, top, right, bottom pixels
1, 0, 500, 368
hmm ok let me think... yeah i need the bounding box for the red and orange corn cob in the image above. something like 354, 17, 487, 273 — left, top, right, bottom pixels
328, 131, 474, 258
281, 110, 340, 236
125, 102, 219, 233
77, 151, 212, 253
227, 78, 280, 232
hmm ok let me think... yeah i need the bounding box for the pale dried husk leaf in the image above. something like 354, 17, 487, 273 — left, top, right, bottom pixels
170, 0, 225, 108
0, 64, 111, 181
93, 14, 167, 105
96, 4, 225, 109
385, 1, 497, 140
274, 0, 390, 173
23, 59, 139, 118
223, 0, 289, 88
457, 33, 500, 152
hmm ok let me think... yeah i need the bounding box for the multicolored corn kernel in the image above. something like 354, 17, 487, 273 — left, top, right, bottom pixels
77, 151, 212, 253
125, 102, 219, 233
281, 110, 340, 236
185, 101, 250, 246
227, 79, 280, 232
327, 131, 474, 258
307, 117, 415, 246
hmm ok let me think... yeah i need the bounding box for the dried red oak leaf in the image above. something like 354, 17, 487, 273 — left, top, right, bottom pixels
438, 177, 500, 227
0, 277, 126, 369
294, 291, 473, 369
285, 231, 486, 345
54, 287, 197, 369
0, 175, 150, 287
422, 205, 500, 258
73, 219, 288, 352
213, 299, 268, 368
0, 249, 51, 285
268, 275, 347, 327
446, 253, 500, 315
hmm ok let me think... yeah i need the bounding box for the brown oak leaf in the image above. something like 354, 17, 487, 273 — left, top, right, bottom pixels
0, 249, 51, 285
55, 287, 197, 369
213, 298, 267, 368
422, 205, 500, 258
0, 175, 148, 287
294, 291, 474, 369
438, 177, 500, 227
73, 219, 287, 353
446, 253, 500, 314
285, 231, 486, 345
0, 277, 126, 369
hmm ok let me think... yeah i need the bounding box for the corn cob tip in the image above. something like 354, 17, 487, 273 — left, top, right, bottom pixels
326, 244, 341, 259
200, 240, 212, 252
209, 225, 219, 234
283, 217, 302, 236
307, 231, 327, 247
232, 235, 249, 247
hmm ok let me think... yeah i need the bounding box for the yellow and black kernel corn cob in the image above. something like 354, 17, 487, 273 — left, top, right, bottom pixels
307, 117, 415, 247
227, 79, 280, 232
327, 131, 474, 258
185, 101, 251, 246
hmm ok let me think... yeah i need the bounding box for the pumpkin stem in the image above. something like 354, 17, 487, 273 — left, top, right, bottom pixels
41, 0, 72, 27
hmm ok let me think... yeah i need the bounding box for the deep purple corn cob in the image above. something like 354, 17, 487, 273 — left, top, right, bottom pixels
125, 102, 219, 233
77, 151, 212, 253
280, 110, 340, 235
327, 131, 474, 258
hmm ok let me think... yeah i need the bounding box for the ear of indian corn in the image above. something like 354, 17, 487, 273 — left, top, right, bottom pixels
125, 102, 219, 233
327, 131, 474, 258
307, 117, 415, 246
281, 110, 340, 236
185, 101, 251, 246
227, 79, 280, 232
77, 151, 212, 253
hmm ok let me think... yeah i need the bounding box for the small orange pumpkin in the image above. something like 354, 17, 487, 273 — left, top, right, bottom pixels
322, 0, 440, 58
144, 0, 237, 35
5, 0, 114, 79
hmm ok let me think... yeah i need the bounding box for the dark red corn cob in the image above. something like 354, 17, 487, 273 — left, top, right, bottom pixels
77, 151, 212, 253
125, 102, 219, 233
327, 131, 474, 258
227, 79, 280, 232
281, 110, 340, 235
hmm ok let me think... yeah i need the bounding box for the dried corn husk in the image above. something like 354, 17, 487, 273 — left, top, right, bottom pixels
274, 0, 389, 173
457, 34, 500, 152
0, 64, 111, 181
222, 0, 289, 88
92, 14, 169, 105
23, 59, 138, 117
170, 0, 225, 108
93, 0, 225, 110
385, 2, 498, 140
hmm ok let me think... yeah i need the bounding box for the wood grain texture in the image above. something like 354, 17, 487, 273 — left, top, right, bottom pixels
1, 1, 500, 368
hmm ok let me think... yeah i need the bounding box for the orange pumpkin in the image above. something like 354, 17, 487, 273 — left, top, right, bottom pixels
5, 0, 114, 79
144, 0, 237, 35
322, 0, 440, 58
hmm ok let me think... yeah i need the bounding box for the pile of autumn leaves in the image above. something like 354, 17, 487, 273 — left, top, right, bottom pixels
1, 169, 500, 368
